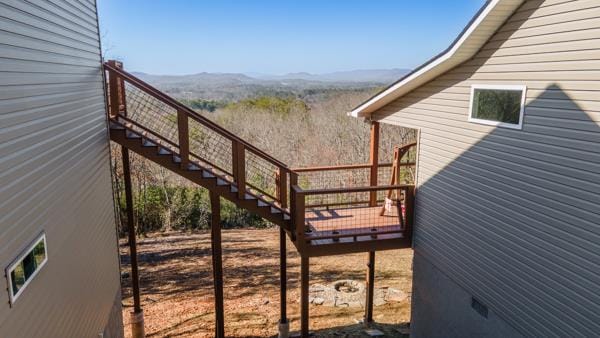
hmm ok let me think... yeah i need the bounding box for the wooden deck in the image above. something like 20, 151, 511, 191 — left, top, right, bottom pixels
304, 206, 405, 241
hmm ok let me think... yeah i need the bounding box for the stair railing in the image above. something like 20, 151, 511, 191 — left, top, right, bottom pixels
104, 60, 298, 214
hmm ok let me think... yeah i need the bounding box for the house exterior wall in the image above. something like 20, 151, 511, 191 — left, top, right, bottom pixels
372, 0, 600, 336
0, 0, 123, 337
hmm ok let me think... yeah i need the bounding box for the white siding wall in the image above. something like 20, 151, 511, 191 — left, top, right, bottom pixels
373, 0, 600, 336
0, 0, 122, 336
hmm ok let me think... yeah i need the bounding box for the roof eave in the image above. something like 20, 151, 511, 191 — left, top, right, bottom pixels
349, 0, 524, 118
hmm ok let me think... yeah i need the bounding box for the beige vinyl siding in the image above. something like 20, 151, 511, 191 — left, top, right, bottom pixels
373, 0, 600, 336
0, 0, 121, 337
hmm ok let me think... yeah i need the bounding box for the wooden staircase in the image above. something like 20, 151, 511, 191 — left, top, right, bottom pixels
105, 60, 299, 238
109, 119, 292, 229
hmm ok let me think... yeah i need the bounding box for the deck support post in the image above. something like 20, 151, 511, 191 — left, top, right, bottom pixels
122, 147, 145, 338
210, 192, 225, 338
364, 251, 376, 325
369, 121, 380, 206
278, 227, 289, 338
300, 255, 310, 337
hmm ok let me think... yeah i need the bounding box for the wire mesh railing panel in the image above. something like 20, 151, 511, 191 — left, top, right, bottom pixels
124, 82, 179, 147
298, 167, 371, 190
303, 188, 407, 240
188, 118, 233, 177
245, 149, 279, 201
379, 123, 418, 163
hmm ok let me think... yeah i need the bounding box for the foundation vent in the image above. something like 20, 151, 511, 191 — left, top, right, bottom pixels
471, 297, 489, 319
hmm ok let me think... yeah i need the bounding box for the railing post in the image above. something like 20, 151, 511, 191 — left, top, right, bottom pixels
177, 109, 189, 169
232, 141, 246, 199
276, 168, 288, 209
369, 121, 380, 206
106, 61, 120, 119
293, 187, 305, 245
106, 60, 127, 118
404, 186, 415, 244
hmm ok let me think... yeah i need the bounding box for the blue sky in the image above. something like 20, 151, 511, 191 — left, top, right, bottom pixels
98, 0, 486, 75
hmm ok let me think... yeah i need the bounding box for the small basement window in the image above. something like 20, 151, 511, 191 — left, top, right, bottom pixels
468, 84, 526, 129
6, 234, 47, 304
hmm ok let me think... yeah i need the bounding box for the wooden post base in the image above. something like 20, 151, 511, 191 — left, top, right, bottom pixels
130, 310, 145, 338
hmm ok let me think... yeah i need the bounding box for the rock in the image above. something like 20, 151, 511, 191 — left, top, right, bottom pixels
364, 328, 384, 337
385, 288, 408, 302
313, 297, 324, 305
394, 327, 410, 338
373, 298, 386, 306
121, 271, 130, 279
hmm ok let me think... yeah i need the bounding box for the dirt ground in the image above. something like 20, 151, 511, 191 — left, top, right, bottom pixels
120, 229, 413, 337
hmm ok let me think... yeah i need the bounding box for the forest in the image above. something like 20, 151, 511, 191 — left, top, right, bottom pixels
110, 87, 417, 235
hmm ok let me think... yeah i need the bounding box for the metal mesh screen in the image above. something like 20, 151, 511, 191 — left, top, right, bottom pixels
298, 167, 370, 190
124, 82, 179, 146
245, 149, 278, 201
188, 118, 233, 176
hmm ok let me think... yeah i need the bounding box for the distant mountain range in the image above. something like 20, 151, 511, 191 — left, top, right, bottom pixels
131, 68, 410, 101
247, 69, 410, 83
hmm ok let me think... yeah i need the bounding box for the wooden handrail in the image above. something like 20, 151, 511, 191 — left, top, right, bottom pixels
291, 162, 419, 173
104, 62, 290, 170
293, 184, 413, 196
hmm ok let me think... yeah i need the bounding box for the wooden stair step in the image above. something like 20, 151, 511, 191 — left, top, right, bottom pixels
158, 147, 171, 155
202, 170, 215, 178
126, 131, 141, 139
110, 121, 125, 130
216, 178, 228, 186
244, 193, 256, 200
143, 139, 156, 147
188, 163, 201, 171
270, 207, 281, 214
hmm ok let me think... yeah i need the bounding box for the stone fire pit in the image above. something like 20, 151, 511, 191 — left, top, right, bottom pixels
308, 280, 407, 308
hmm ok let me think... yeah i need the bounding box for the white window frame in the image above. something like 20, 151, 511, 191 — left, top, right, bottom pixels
6, 233, 48, 304
468, 84, 527, 130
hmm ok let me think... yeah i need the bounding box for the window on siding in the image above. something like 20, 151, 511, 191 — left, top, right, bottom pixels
6, 234, 47, 304
469, 85, 526, 129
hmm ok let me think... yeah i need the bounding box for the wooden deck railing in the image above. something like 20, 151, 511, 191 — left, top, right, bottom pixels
291, 184, 415, 243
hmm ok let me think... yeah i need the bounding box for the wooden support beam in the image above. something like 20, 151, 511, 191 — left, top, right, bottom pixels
300, 255, 310, 337
369, 122, 380, 206
122, 146, 145, 338
210, 192, 225, 338
364, 251, 375, 324
279, 227, 289, 336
